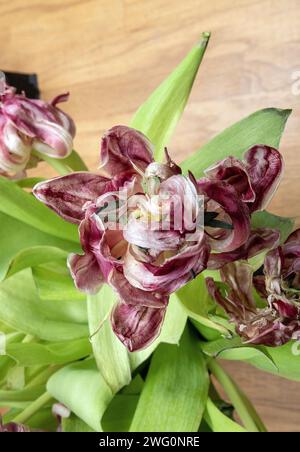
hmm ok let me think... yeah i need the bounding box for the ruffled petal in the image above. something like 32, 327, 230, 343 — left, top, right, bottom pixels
264, 247, 284, 295
100, 125, 153, 177
272, 297, 299, 319
111, 302, 167, 352
124, 216, 182, 252
67, 252, 104, 294
3, 93, 75, 158
33, 173, 115, 224
205, 156, 255, 203
124, 231, 209, 294
282, 229, 300, 274
208, 228, 280, 270
198, 178, 251, 252
109, 269, 168, 308
245, 145, 284, 212
220, 262, 257, 314
253, 275, 268, 299
159, 175, 201, 232
143, 148, 182, 194
285, 229, 300, 245
0, 116, 31, 175
79, 217, 113, 281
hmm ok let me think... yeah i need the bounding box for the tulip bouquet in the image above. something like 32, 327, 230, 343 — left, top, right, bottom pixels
0, 33, 299, 433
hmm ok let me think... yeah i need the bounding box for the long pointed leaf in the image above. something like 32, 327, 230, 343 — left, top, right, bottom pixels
204, 398, 247, 433
47, 359, 112, 432
0, 270, 88, 341
209, 360, 267, 432
6, 338, 92, 367
0, 213, 80, 282
87, 286, 131, 393
181, 108, 291, 176
131, 33, 210, 161
129, 326, 209, 432
0, 176, 79, 243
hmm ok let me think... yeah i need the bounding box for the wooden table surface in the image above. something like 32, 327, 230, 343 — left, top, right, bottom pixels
1, 0, 300, 432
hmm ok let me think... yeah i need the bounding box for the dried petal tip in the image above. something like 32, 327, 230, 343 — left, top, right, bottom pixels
208, 227, 300, 347
111, 302, 167, 352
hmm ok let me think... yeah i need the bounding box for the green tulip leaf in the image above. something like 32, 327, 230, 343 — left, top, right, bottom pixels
47, 359, 113, 432
0, 176, 79, 243
129, 326, 209, 432
32, 261, 85, 301
0, 213, 80, 282
131, 33, 210, 161
0, 385, 45, 409
181, 108, 291, 177
87, 286, 132, 393
243, 341, 300, 382
7, 246, 69, 279
201, 337, 278, 373
251, 211, 294, 243
0, 269, 88, 341
204, 398, 247, 433
6, 338, 92, 367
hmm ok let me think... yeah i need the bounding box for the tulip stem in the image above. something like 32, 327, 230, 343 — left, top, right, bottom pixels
12, 391, 53, 425
208, 360, 267, 432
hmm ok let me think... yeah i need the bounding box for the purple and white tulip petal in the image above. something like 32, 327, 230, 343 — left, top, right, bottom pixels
245, 145, 284, 212
203, 145, 284, 214
68, 252, 104, 294
80, 217, 113, 281
205, 156, 255, 203
0, 419, 30, 432
198, 178, 251, 252
208, 228, 280, 270
111, 302, 167, 352
109, 268, 168, 308
2, 92, 75, 158
0, 116, 31, 176
281, 229, 300, 278
100, 125, 153, 177
33, 173, 115, 224
144, 148, 182, 194
208, 229, 300, 347
124, 231, 210, 294
124, 216, 182, 253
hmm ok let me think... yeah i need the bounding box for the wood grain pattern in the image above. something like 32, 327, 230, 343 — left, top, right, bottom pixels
0, 0, 299, 431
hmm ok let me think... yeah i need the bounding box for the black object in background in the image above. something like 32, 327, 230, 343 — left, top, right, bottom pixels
1, 71, 40, 99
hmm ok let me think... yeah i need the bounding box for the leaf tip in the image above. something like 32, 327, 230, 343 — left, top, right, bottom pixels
199, 32, 211, 48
